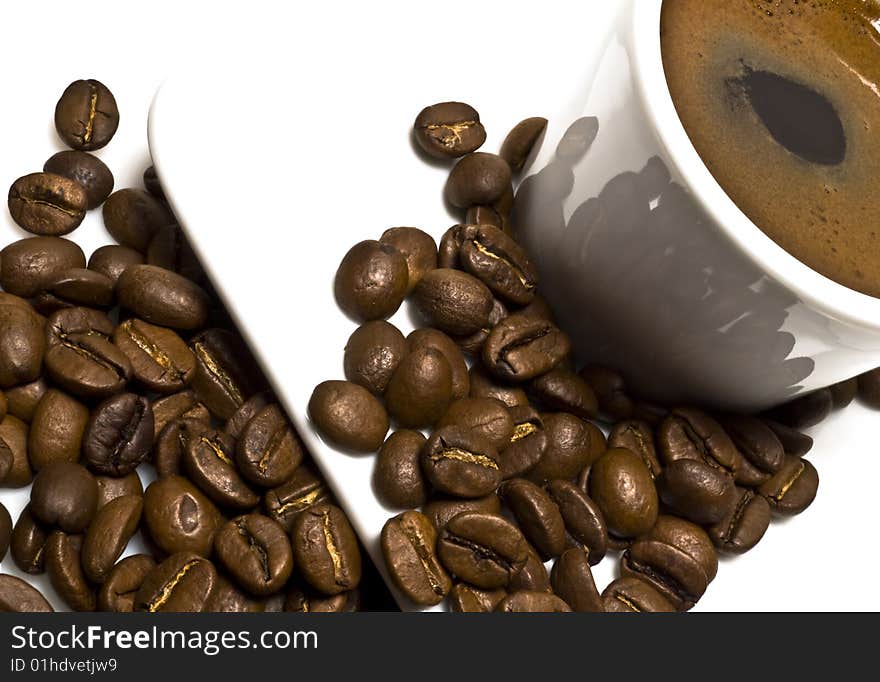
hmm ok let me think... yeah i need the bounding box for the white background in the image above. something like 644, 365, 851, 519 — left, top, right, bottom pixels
2, 0, 878, 612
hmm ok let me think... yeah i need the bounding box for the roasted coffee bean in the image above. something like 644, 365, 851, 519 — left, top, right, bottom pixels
152, 390, 210, 439
214, 514, 293, 596
224, 392, 270, 439
1, 237, 86, 300
28, 389, 88, 470
283, 583, 360, 612
602, 577, 675, 613
30, 462, 97, 532
83, 393, 153, 476
448, 583, 507, 612
483, 314, 570, 382
54, 79, 118, 150
135, 552, 217, 612
264, 464, 331, 532
143, 475, 223, 557
98, 554, 156, 612
762, 418, 813, 457
528, 413, 605, 484
95, 472, 143, 509
498, 405, 547, 479
146, 224, 204, 283
309, 380, 389, 452
379, 227, 438, 294
421, 426, 501, 498
8, 172, 87, 236
657, 459, 736, 525
82, 494, 143, 583
44, 307, 131, 399
413, 269, 495, 336
757, 455, 819, 516
87, 244, 143, 284
468, 365, 528, 408
291, 504, 362, 595
421, 494, 501, 533
829, 377, 858, 408
718, 414, 784, 486
117, 264, 210, 331
414, 102, 486, 159
528, 368, 598, 420
237, 404, 303, 487
858, 368, 880, 408
546, 480, 607, 565
516, 294, 557, 324
34, 268, 114, 313
381, 511, 451, 606
465, 205, 504, 229
707, 487, 771, 554
114, 318, 196, 393
183, 426, 259, 510
578, 365, 634, 421
500, 478, 565, 559
45, 532, 95, 611
4, 378, 47, 423
436, 397, 514, 451
508, 543, 551, 593
495, 590, 571, 612
102, 189, 173, 252
152, 418, 197, 478
608, 419, 661, 479
658, 408, 739, 476
453, 297, 508, 357
446, 153, 512, 208
374, 430, 429, 509
0, 574, 53, 612
589, 447, 658, 539
0, 415, 32, 487
334, 240, 408, 321
0, 301, 44, 391
550, 548, 602, 612
385, 347, 453, 428
406, 328, 470, 401
0, 502, 10, 562
44, 150, 114, 209
766, 388, 833, 429
343, 321, 407, 395
10, 506, 48, 574
143, 165, 165, 200
647, 515, 719, 582
189, 328, 260, 420
438, 512, 528, 589
499, 116, 546, 172
204, 572, 270, 613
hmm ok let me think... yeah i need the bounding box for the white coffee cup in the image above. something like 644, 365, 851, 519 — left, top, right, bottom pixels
514, 0, 880, 412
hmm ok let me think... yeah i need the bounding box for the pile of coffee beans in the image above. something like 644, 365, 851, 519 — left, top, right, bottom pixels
310, 100, 863, 612
0, 80, 394, 613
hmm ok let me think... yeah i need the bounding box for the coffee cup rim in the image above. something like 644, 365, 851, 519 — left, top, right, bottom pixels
631, 0, 880, 331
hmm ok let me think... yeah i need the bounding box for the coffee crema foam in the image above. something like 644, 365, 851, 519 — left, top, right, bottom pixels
661, 0, 880, 298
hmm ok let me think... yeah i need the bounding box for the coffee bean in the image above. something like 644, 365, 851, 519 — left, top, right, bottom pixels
8, 172, 88, 236
30, 462, 97, 532
3, 378, 47, 423
82, 494, 143, 583
34, 267, 115, 313
43, 150, 114, 209
453, 297, 508, 357
406, 328, 470, 401
607, 419, 661, 479
436, 397, 514, 451
87, 245, 143, 285
483, 314, 570, 382
438, 512, 528, 589
718, 414, 784, 486
28, 389, 88, 470
829, 377, 857, 408
374, 430, 428, 509
45, 532, 95, 611
508, 543, 552, 593
858, 368, 880, 408
214, 514, 293, 596
588, 447, 658, 539
0, 502, 11, 562
385, 348, 453, 428
634, 399, 672, 427
95, 472, 143, 509
578, 365, 634, 421
143, 475, 223, 557
465, 205, 504, 230
183, 425, 259, 510
757, 455, 819, 515
146, 224, 204, 283
495, 590, 571, 612
334, 240, 408, 321
204, 572, 271, 613
602, 577, 675, 613
10, 505, 48, 574
97, 554, 156, 612
309, 380, 389, 452
765, 388, 833, 429
83, 393, 153, 476
0, 297, 45, 390
0, 574, 53, 612
527, 413, 605, 484
381, 510, 451, 606
528, 367, 598, 420
500, 478, 565, 559
707, 487, 771, 554
135, 552, 217, 612
448, 583, 507, 612
291, 504, 362, 595
421, 426, 501, 498
264, 464, 331, 532
658, 408, 739, 476
114, 318, 196, 393
54, 79, 119, 150
117, 264, 210, 331
517, 294, 557, 324
0, 236, 85, 298
498, 405, 547, 479
545, 480, 607, 565
0, 415, 32, 487
343, 321, 407, 395
189, 328, 260, 420
413, 269, 494, 336
550, 548, 602, 612
379, 227, 438, 294
152, 390, 210, 439
421, 494, 501, 533
224, 392, 270, 440
236, 404, 304, 488
102, 189, 173, 252
657, 459, 736, 525
413, 102, 486, 159
499, 117, 547, 173
468, 365, 528, 408
446, 153, 512, 208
